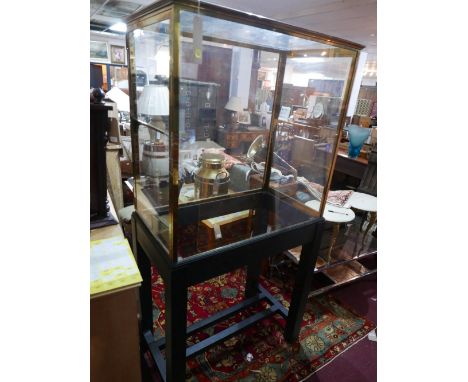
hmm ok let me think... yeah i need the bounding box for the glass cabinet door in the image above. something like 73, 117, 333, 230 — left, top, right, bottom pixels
128, 18, 172, 249
271, 48, 355, 217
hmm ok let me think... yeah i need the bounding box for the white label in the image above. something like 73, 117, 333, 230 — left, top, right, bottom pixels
213, 224, 222, 240
193, 14, 203, 64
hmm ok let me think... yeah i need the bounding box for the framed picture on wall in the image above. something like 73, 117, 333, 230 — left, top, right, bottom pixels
110, 45, 126, 65
90, 41, 109, 62
278, 106, 291, 121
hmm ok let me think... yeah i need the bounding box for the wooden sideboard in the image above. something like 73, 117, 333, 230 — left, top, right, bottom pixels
217, 127, 269, 152
90, 198, 142, 382
335, 149, 368, 179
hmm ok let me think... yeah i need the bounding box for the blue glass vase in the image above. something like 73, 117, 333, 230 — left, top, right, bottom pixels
348, 125, 370, 158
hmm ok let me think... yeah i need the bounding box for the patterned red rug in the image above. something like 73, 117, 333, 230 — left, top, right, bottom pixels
150, 267, 375, 382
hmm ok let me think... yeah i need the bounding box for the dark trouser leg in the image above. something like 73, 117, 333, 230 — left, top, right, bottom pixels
284, 222, 323, 342
165, 274, 188, 382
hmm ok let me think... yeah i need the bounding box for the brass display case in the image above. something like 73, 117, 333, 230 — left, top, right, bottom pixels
126, 2, 363, 380
127, 0, 361, 263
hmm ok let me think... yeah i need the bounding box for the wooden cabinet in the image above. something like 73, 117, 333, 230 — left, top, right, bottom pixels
217, 128, 269, 153
179, 79, 220, 141
90, 200, 142, 382
91, 288, 142, 382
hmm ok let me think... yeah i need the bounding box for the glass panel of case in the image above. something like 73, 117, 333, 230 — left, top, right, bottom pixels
129, 19, 171, 248
271, 50, 354, 217
173, 9, 355, 260
178, 10, 282, 204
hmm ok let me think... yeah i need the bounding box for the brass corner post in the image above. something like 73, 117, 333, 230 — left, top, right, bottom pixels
319, 50, 360, 217
168, 6, 180, 261
126, 30, 140, 211
262, 52, 287, 190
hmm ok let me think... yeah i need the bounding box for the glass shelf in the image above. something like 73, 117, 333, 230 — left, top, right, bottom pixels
284, 221, 376, 296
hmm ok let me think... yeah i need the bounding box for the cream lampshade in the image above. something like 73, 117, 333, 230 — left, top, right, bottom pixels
138, 84, 169, 118
224, 96, 243, 129
224, 96, 243, 112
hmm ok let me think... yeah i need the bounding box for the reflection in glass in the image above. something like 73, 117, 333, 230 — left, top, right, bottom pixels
271, 52, 353, 213
130, 20, 172, 247
109, 65, 129, 92
177, 10, 282, 208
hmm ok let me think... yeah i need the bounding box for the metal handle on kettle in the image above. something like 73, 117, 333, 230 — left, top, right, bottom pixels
212, 171, 223, 196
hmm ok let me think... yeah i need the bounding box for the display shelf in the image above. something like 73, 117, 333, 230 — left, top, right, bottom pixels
308, 266, 377, 297
286, 242, 376, 271
284, 221, 376, 296
322, 259, 368, 283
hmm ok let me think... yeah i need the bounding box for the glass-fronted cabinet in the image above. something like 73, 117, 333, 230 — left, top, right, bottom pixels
127, 0, 362, 262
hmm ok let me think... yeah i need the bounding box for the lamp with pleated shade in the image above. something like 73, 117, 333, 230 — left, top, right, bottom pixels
137, 84, 170, 180
138, 84, 169, 139
224, 96, 243, 130
138, 84, 169, 121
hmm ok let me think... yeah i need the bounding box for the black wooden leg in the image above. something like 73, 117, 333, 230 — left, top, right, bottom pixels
245, 259, 262, 298
137, 243, 154, 334
284, 222, 323, 342
245, 206, 268, 299
165, 273, 188, 382
132, 213, 154, 335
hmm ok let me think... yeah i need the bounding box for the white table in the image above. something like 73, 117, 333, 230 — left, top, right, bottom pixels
347, 192, 377, 212
305, 200, 355, 262
347, 192, 377, 240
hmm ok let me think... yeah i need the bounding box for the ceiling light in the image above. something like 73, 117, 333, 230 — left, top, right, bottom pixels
109, 22, 127, 32
303, 54, 308, 57
133, 29, 144, 38
321, 51, 327, 56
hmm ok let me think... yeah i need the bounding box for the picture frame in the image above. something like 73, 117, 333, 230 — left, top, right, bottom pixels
110, 45, 126, 65
90, 41, 109, 62
238, 110, 251, 125
278, 106, 291, 121
292, 105, 307, 121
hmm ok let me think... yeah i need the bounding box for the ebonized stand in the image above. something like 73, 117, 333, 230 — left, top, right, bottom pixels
132, 190, 324, 382
90, 103, 117, 229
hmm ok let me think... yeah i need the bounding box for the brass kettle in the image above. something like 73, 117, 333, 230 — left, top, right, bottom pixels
194, 153, 230, 199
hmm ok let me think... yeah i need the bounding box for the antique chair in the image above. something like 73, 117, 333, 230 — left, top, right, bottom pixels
357, 149, 377, 196
348, 149, 377, 238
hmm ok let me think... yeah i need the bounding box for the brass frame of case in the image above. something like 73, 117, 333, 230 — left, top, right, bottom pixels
126, 0, 363, 262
